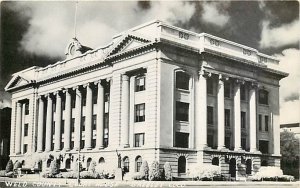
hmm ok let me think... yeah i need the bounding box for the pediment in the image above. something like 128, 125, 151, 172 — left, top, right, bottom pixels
5, 75, 33, 91
108, 34, 152, 56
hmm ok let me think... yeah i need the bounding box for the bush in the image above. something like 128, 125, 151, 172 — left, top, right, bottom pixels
61, 171, 78, 179
133, 172, 144, 180
13, 161, 22, 170
190, 164, 221, 181
50, 160, 60, 175
164, 162, 172, 181
140, 160, 149, 180
80, 171, 99, 179
149, 161, 160, 181
6, 160, 13, 173
88, 161, 97, 173
72, 161, 82, 172
249, 167, 295, 182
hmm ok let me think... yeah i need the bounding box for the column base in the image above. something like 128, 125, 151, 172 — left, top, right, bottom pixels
234, 147, 243, 152
55, 149, 61, 152
83, 147, 92, 151
123, 144, 130, 148
217, 146, 226, 151
63, 148, 70, 152
95, 146, 104, 150
37, 150, 43, 153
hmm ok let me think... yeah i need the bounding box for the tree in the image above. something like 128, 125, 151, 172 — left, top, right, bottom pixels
149, 161, 160, 181
5, 160, 13, 173
140, 160, 149, 180
164, 162, 173, 181
280, 130, 300, 179
50, 160, 60, 175
13, 161, 22, 170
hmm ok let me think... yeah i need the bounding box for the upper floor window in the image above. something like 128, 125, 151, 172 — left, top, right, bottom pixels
23, 144, 28, 153
92, 115, 97, 130
82, 93, 87, 106
207, 78, 214, 95
93, 89, 98, 104
259, 89, 269, 105
71, 96, 76, 108
135, 76, 146, 92
240, 84, 246, 101
134, 133, 145, 147
207, 135, 214, 148
62, 98, 66, 110
81, 117, 86, 131
265, 115, 269, 132
241, 137, 246, 150
71, 118, 75, 132
176, 71, 190, 90
24, 124, 28, 137
61, 120, 65, 134
135, 103, 145, 122
175, 132, 189, 148
207, 106, 214, 125
25, 103, 29, 115
241, 111, 246, 128
224, 82, 231, 98
225, 136, 230, 149
176, 102, 189, 122
259, 140, 269, 154
258, 114, 262, 131
225, 109, 231, 127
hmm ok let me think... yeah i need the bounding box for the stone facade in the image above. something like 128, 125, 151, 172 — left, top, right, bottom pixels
5, 20, 287, 178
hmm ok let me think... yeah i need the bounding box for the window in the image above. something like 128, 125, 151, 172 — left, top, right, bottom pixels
241, 137, 246, 150
135, 103, 145, 122
225, 109, 230, 127
212, 157, 219, 166
259, 140, 269, 154
99, 157, 105, 164
207, 78, 214, 95
241, 111, 246, 128
53, 102, 56, 112
135, 156, 142, 172
24, 124, 29, 137
81, 117, 86, 131
71, 141, 74, 149
25, 103, 29, 115
207, 135, 214, 148
246, 159, 252, 175
261, 160, 268, 166
104, 93, 110, 102
71, 118, 75, 132
87, 158, 92, 169
104, 138, 108, 148
23, 144, 28, 153
80, 140, 85, 149
92, 139, 96, 148
175, 132, 189, 148
47, 159, 52, 168
52, 122, 55, 134
178, 156, 186, 173
265, 115, 269, 132
62, 98, 66, 110
207, 106, 214, 125
224, 82, 231, 98
258, 89, 269, 105
258, 115, 262, 131
92, 115, 97, 130
65, 159, 71, 169
240, 84, 246, 101
134, 133, 145, 147
225, 136, 230, 149
135, 76, 146, 92
104, 113, 109, 129
60, 142, 64, 149
71, 97, 76, 108
61, 120, 65, 134
123, 157, 129, 172
176, 102, 189, 122
176, 71, 190, 90
93, 89, 98, 104
82, 89, 86, 106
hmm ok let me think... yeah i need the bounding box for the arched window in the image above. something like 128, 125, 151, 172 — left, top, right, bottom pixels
246, 159, 252, 174
123, 156, 129, 173
65, 159, 71, 169
87, 158, 92, 169
38, 160, 43, 171
212, 157, 219, 166
135, 156, 142, 172
178, 156, 186, 173
99, 157, 105, 164
47, 159, 52, 168
176, 71, 190, 90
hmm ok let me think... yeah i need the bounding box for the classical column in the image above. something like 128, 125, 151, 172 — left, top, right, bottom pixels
195, 71, 208, 149
15, 102, 22, 154
74, 86, 82, 151
249, 84, 257, 152
234, 80, 242, 151
85, 83, 93, 150
121, 74, 130, 147
54, 91, 62, 151
64, 89, 71, 151
217, 75, 225, 150
37, 96, 45, 152
96, 81, 104, 149
45, 94, 53, 152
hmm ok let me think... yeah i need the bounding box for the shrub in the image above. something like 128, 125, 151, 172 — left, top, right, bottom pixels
149, 161, 160, 181
5, 160, 13, 173
190, 164, 221, 181
88, 161, 97, 173
164, 162, 172, 181
72, 161, 82, 172
140, 160, 149, 180
0, 170, 7, 177
80, 171, 99, 179
249, 166, 295, 182
132, 172, 144, 180
61, 171, 78, 179
50, 160, 60, 175
13, 161, 22, 170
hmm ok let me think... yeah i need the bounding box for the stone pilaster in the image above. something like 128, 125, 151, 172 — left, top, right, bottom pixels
64, 89, 71, 151
45, 94, 53, 152
84, 83, 93, 150
249, 83, 257, 152
54, 91, 62, 151
15, 102, 22, 154
121, 74, 130, 147
74, 86, 82, 151
217, 75, 225, 150
234, 79, 242, 151
37, 96, 45, 152
96, 81, 104, 149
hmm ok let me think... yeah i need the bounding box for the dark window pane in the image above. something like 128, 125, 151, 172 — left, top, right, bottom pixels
24, 124, 28, 136
123, 157, 129, 172
135, 76, 146, 92
265, 115, 269, 132
225, 109, 230, 127
61, 120, 65, 134
207, 106, 214, 125
259, 90, 269, 105
176, 102, 189, 122
175, 132, 189, 148
224, 82, 231, 98
241, 111, 246, 128
241, 137, 246, 150
134, 133, 145, 147
178, 156, 186, 173
25, 103, 29, 115
225, 136, 230, 149
207, 78, 214, 95
92, 115, 97, 130
259, 140, 269, 154
176, 72, 190, 90
240, 84, 246, 101
207, 135, 214, 148
136, 156, 142, 172
135, 103, 145, 122
259, 115, 262, 131
81, 117, 86, 131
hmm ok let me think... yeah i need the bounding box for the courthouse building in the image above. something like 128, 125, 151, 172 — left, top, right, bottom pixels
5, 20, 288, 178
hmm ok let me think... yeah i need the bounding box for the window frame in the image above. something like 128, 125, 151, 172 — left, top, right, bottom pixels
207, 106, 214, 125
134, 133, 145, 147
258, 89, 269, 105
135, 103, 145, 122
241, 111, 246, 129
135, 75, 146, 92
176, 101, 189, 122
24, 123, 29, 137
264, 115, 269, 132
175, 71, 190, 91
135, 156, 142, 172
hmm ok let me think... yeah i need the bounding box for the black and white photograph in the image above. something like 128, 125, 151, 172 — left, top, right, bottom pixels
0, 1, 299, 187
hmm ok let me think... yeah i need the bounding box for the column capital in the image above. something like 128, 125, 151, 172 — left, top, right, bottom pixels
234, 78, 245, 85
199, 70, 211, 78
38, 95, 45, 100
219, 74, 229, 82
94, 80, 102, 85
122, 74, 129, 81
250, 81, 259, 89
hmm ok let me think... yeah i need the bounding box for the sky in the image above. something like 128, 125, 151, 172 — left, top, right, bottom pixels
0, 0, 299, 124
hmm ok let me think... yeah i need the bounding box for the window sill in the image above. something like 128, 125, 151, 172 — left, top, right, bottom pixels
176, 88, 190, 93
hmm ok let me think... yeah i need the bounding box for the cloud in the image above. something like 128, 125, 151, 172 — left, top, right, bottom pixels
201, 2, 230, 27
12, 1, 195, 58
280, 100, 300, 124
259, 20, 300, 48
0, 91, 11, 109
